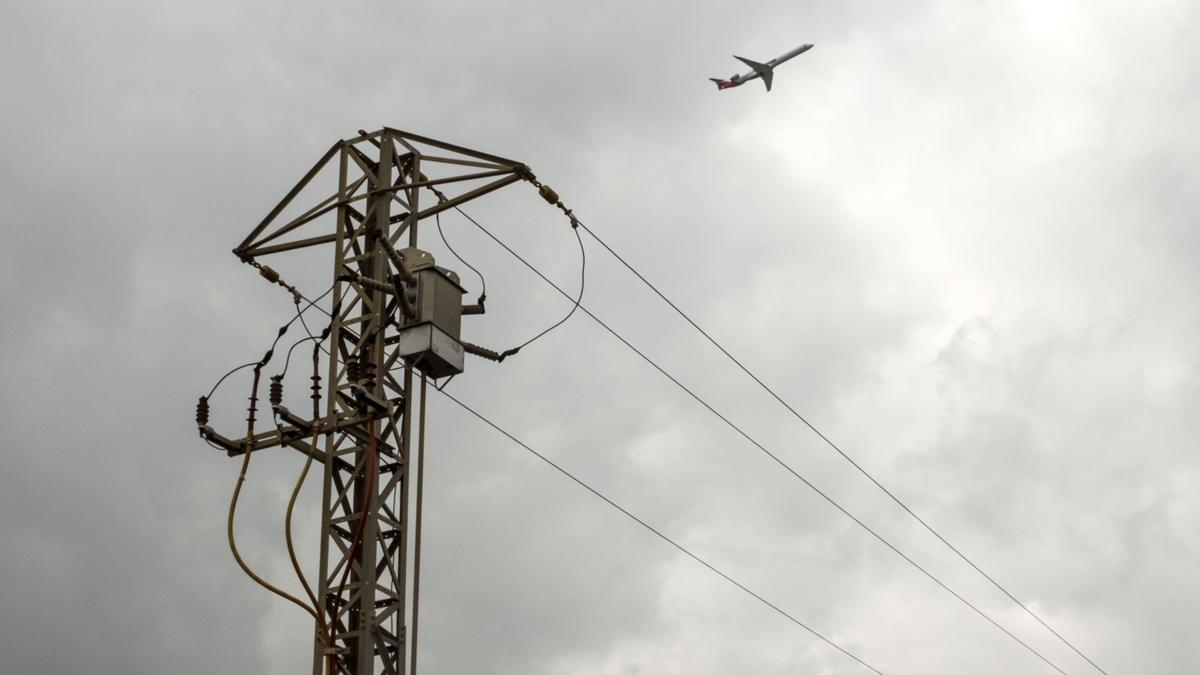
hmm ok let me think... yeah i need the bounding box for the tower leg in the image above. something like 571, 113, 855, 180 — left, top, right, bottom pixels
314, 131, 411, 675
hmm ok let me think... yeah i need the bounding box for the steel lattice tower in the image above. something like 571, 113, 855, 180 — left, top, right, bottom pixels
202, 128, 528, 675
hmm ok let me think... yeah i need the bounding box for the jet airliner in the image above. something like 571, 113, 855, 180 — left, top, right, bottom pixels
710, 43, 813, 92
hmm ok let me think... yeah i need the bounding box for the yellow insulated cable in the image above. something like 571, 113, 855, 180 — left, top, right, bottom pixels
228, 438, 320, 623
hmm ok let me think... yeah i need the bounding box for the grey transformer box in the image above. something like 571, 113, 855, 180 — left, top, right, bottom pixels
395, 247, 466, 379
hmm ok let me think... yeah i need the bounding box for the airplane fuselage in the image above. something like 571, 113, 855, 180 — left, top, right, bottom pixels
711, 43, 813, 91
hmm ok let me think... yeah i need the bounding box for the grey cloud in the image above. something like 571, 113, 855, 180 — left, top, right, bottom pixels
2, 1, 1197, 674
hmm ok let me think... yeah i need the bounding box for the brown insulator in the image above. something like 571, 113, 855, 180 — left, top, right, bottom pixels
346, 358, 361, 384
538, 183, 559, 205
269, 376, 284, 407
362, 358, 377, 391
196, 396, 210, 427
258, 264, 281, 284
462, 341, 503, 362
246, 369, 262, 431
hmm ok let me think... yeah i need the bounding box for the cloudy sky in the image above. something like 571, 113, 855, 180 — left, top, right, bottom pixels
2, 0, 1197, 673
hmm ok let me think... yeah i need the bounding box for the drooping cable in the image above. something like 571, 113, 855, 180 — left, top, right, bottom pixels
286, 426, 325, 645
436, 211, 487, 302
417, 174, 584, 361
201, 283, 334, 447
453, 206, 586, 359
294, 297, 317, 345
573, 220, 1107, 674
280, 335, 319, 380
280, 339, 333, 658
512, 225, 585, 352
207, 361, 257, 400
460, 211, 1068, 674
288, 301, 342, 675
227, 362, 320, 623
294, 282, 337, 323
204, 282, 336, 401
436, 387, 885, 675
209, 282, 339, 652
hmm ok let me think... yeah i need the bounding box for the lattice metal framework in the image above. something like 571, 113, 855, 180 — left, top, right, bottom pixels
209, 128, 528, 675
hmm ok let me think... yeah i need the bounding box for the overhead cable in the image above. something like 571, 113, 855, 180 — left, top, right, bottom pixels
448, 205, 586, 361
203, 281, 339, 661
436, 387, 885, 675
510, 224, 586, 353
227, 361, 320, 624
416, 181, 585, 363
279, 311, 342, 667
572, 219, 1106, 675
436, 211, 487, 301
460, 210, 1067, 674
204, 282, 336, 400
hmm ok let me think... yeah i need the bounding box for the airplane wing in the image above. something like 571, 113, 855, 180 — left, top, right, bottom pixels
734, 55, 773, 91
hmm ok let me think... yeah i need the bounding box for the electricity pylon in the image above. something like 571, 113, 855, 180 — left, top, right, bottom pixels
200, 128, 529, 674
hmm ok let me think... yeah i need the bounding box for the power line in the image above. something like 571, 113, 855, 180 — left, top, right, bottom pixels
204, 283, 336, 400
573, 221, 1107, 675
454, 204, 586, 359
436, 211, 488, 300
435, 386, 886, 675
459, 209, 1068, 674
510, 224, 586, 353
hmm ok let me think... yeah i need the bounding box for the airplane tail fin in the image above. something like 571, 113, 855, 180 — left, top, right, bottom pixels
734, 55, 774, 91
709, 77, 734, 90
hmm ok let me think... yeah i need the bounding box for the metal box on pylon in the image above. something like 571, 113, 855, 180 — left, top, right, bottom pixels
396, 247, 465, 378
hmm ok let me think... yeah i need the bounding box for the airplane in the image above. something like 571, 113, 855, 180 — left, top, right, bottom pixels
710, 43, 813, 92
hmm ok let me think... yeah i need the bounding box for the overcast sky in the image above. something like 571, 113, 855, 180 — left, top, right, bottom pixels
2, 0, 1197, 673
